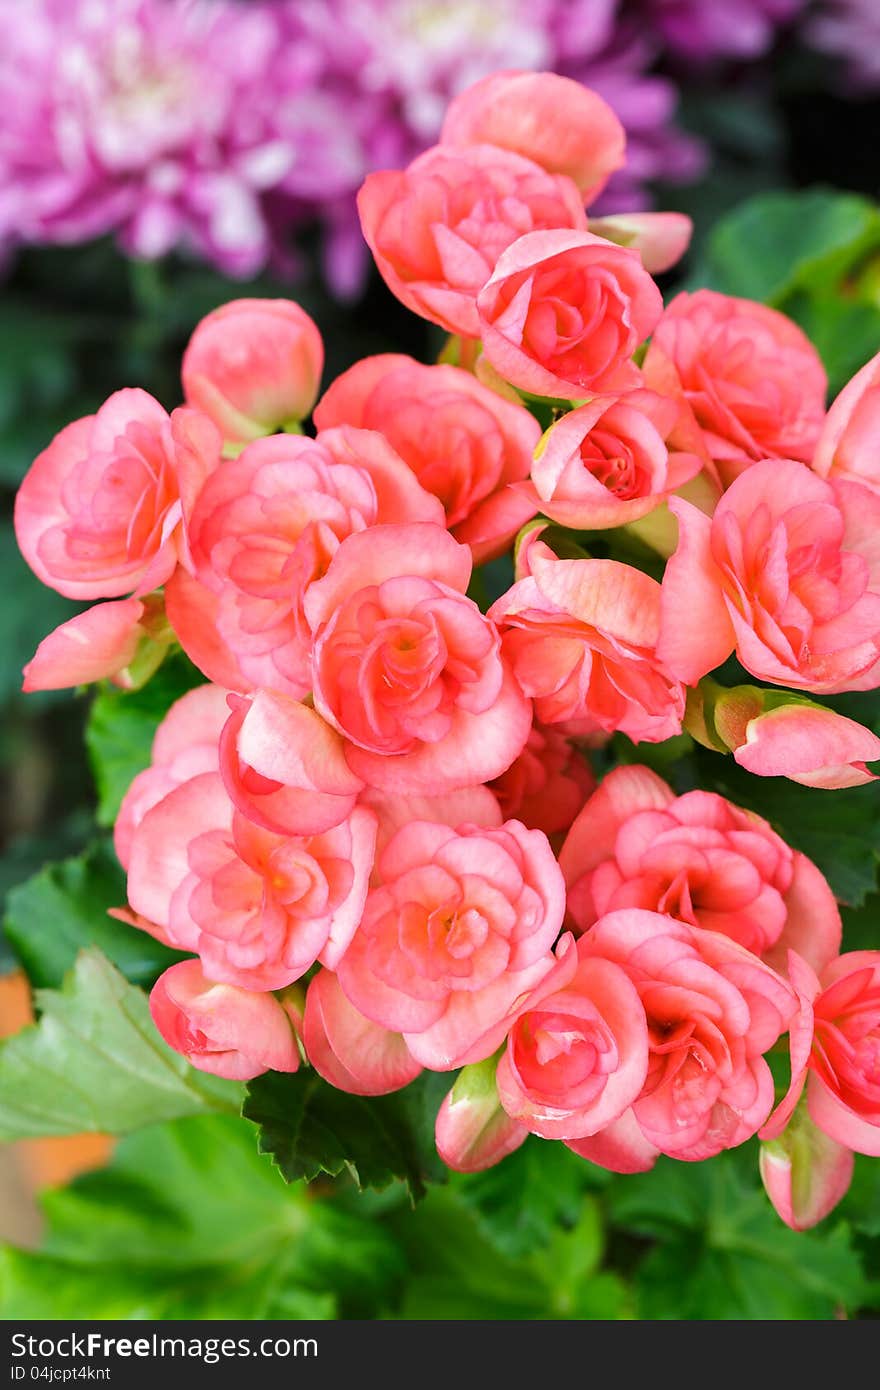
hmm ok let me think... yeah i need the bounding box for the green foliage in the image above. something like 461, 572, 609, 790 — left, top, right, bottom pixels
4, 838, 183, 989
86, 652, 206, 826
607, 1150, 867, 1319
451, 1135, 609, 1257
0, 1114, 402, 1319
243, 1069, 449, 1202
0, 527, 76, 709
0, 949, 240, 1140
688, 188, 880, 394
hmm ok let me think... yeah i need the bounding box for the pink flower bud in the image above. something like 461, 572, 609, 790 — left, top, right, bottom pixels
760, 1105, 854, 1231
149, 959, 300, 1080
435, 1057, 528, 1173
303, 969, 422, 1096
182, 298, 324, 448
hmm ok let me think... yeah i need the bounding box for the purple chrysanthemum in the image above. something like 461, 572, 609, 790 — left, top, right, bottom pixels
0, 0, 702, 293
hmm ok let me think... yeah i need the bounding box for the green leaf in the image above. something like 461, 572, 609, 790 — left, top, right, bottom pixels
86, 652, 206, 826
691, 188, 880, 306
784, 291, 880, 398
4, 838, 184, 989
453, 1134, 608, 1256
694, 746, 880, 905
0, 948, 241, 1140
243, 1068, 449, 1202
0, 1114, 402, 1319
607, 1151, 867, 1320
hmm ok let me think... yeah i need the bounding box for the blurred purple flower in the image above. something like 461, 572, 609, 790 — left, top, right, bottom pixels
0, 0, 702, 294
636, 0, 806, 61
806, 1, 880, 91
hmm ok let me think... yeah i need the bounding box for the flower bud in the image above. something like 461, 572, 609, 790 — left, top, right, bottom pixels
435, 1056, 528, 1173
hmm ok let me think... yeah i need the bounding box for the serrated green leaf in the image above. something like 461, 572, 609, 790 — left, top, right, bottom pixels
85, 653, 206, 825
0, 948, 241, 1139
243, 1068, 449, 1202
607, 1150, 867, 1320
4, 838, 184, 989
453, 1134, 606, 1257
0, 1114, 400, 1319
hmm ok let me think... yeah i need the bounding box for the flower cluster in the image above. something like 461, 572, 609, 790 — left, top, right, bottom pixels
15, 72, 880, 1228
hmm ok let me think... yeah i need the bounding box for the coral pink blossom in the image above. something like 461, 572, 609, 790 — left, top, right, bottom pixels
531, 388, 704, 530
126, 770, 376, 990
303, 968, 422, 1097
720, 697, 880, 789
150, 959, 300, 1081
304, 523, 531, 793
14, 391, 221, 600
476, 229, 663, 400
114, 683, 231, 870
22, 598, 146, 693
182, 298, 324, 449
813, 347, 880, 492
174, 426, 443, 696
567, 908, 798, 1167
357, 144, 588, 338
218, 690, 364, 838
659, 460, 880, 694
760, 1113, 854, 1231
808, 952, 880, 1156
336, 818, 568, 1070
489, 551, 685, 743
435, 1060, 528, 1173
643, 290, 827, 488
440, 70, 626, 202
314, 354, 541, 563
588, 212, 693, 275
559, 764, 841, 972
497, 937, 649, 1140
489, 723, 595, 837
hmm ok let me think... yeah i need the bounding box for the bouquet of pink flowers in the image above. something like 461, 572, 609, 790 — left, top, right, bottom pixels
13, 72, 880, 1235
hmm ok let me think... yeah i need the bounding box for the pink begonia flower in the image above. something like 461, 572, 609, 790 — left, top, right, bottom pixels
357, 143, 588, 338
659, 460, 880, 694
313, 354, 541, 563
439, 69, 626, 202
303, 968, 422, 1097
642, 290, 827, 488
304, 523, 532, 793
489, 551, 685, 743
181, 298, 324, 451
489, 723, 595, 838
530, 388, 704, 530
587, 212, 693, 275
435, 1058, 528, 1173
115, 683, 231, 869
813, 347, 880, 492
336, 817, 569, 1070
760, 1108, 854, 1232
807, 951, 880, 1156
709, 686, 880, 789
22, 598, 146, 693
567, 908, 798, 1168
218, 691, 364, 838
497, 936, 649, 1140
170, 426, 443, 696
560, 764, 840, 973
15, 391, 222, 600
149, 959, 300, 1081
126, 770, 376, 990
476, 228, 663, 400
